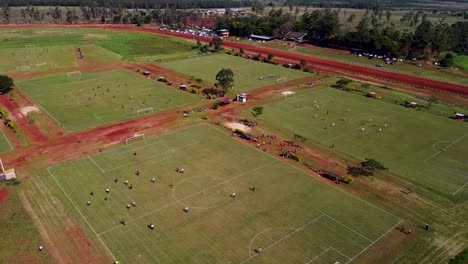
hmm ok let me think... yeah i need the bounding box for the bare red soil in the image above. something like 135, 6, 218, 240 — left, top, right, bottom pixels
1, 24, 466, 96
0, 188, 9, 203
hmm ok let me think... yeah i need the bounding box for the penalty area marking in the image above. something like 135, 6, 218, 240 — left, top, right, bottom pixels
344, 219, 404, 264
241, 214, 326, 264
452, 181, 468, 196
424, 135, 466, 162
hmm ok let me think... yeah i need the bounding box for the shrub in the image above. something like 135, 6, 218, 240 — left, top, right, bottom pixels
212, 101, 220, 109
341, 176, 353, 184
293, 64, 302, 70
234, 129, 245, 136
440, 53, 454, 67
201, 115, 207, 120
251, 106, 263, 117
190, 89, 198, 94
449, 247, 468, 264
283, 63, 290, 68
303, 68, 312, 73
195, 78, 203, 83
289, 152, 302, 162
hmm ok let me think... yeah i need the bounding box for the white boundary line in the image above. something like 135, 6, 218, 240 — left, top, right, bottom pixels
0, 127, 13, 151
452, 181, 468, 196
304, 248, 331, 264
98, 160, 279, 236
87, 156, 105, 173
424, 135, 466, 162
324, 214, 373, 242
207, 124, 401, 221
304, 247, 351, 264
247, 227, 298, 257
47, 167, 116, 260
344, 219, 404, 264
240, 214, 326, 264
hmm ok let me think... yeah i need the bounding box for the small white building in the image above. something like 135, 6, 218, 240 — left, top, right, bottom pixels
237, 93, 248, 103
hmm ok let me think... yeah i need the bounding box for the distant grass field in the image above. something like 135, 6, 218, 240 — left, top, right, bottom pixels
0, 45, 77, 73
162, 54, 312, 93
16, 69, 200, 131
0, 128, 13, 153
0, 28, 194, 62
453, 54, 468, 71
46, 124, 400, 263
256, 87, 468, 199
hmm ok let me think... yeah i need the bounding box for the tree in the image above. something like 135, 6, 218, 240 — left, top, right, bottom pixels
440, 53, 454, 67
251, 0, 264, 15
267, 54, 274, 61
300, 59, 307, 67
361, 159, 387, 171
385, 10, 391, 23
251, 106, 263, 117
348, 158, 386, 177
426, 96, 438, 109
215, 69, 234, 96
336, 78, 352, 88
0, 75, 14, 94
239, 48, 244, 55
211, 37, 223, 51
449, 247, 468, 264
1, 4, 11, 23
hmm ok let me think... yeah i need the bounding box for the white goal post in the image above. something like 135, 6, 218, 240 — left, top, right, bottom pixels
137, 107, 154, 116
67, 71, 82, 80
276, 77, 287, 83
125, 134, 145, 145
16, 65, 31, 71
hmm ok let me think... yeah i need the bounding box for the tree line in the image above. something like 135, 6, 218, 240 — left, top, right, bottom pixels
0, 0, 253, 8
215, 8, 468, 58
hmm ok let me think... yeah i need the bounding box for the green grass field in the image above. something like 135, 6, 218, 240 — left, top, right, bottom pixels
162, 54, 312, 92
16, 69, 200, 131
256, 87, 468, 198
0, 128, 13, 153
453, 54, 468, 71
0, 28, 195, 65
46, 124, 400, 263
0, 45, 77, 73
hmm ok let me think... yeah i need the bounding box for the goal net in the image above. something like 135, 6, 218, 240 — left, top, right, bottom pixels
137, 107, 154, 116
276, 77, 287, 83
67, 71, 82, 80
16, 65, 31, 71
125, 134, 145, 145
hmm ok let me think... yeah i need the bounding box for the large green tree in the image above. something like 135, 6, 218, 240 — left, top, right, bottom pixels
215, 69, 234, 96
0, 75, 14, 94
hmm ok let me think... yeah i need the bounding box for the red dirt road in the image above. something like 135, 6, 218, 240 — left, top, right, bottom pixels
94, 25, 468, 96
1, 24, 466, 96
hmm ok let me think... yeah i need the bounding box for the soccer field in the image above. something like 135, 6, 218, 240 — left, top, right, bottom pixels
162, 54, 312, 92
0, 45, 77, 73
16, 69, 200, 131
257, 88, 468, 198
46, 124, 400, 263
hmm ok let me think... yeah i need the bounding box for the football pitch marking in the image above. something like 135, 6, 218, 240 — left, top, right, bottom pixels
241, 214, 327, 264
344, 219, 404, 264
87, 156, 105, 173
47, 124, 401, 262
97, 159, 279, 236
424, 135, 466, 162
423, 135, 468, 195
243, 213, 381, 264
47, 167, 116, 260
0, 127, 13, 151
